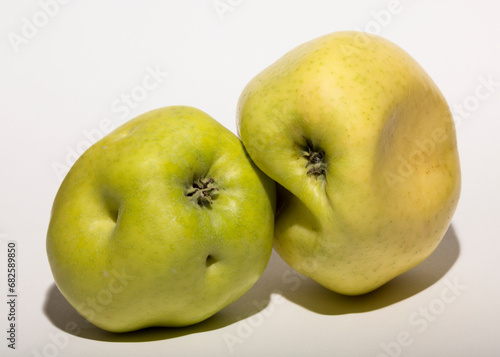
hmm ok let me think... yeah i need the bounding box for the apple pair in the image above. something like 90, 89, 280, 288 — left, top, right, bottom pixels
47, 31, 461, 332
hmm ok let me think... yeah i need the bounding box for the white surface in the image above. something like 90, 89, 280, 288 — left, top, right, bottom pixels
1, 0, 499, 356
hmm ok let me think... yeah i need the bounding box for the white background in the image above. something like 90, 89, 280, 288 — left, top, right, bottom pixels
1, 0, 499, 356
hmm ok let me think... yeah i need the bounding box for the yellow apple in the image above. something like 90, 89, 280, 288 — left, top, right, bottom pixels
237, 31, 461, 295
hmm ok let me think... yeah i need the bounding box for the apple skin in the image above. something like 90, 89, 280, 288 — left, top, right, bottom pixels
46, 106, 276, 332
237, 31, 461, 295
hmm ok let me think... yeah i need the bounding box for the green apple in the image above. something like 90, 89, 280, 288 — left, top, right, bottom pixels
237, 31, 461, 295
47, 106, 275, 332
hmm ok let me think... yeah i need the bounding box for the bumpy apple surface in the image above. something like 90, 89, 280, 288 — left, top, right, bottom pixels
47, 106, 275, 332
237, 31, 461, 295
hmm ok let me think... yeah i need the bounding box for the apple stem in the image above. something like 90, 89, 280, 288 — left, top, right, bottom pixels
186, 177, 219, 206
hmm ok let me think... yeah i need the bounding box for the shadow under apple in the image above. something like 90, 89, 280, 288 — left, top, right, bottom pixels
43, 250, 281, 342
272, 224, 460, 315
44, 224, 459, 342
